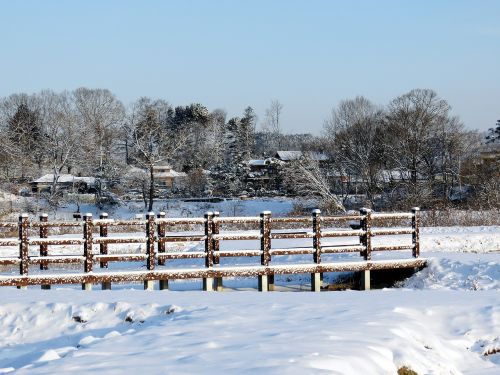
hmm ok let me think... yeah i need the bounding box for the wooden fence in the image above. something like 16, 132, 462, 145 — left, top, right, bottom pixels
0, 208, 425, 291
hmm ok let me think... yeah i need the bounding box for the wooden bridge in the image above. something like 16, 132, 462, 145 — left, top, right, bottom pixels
0, 208, 426, 291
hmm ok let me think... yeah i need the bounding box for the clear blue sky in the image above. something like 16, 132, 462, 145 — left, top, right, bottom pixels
0, 0, 499, 134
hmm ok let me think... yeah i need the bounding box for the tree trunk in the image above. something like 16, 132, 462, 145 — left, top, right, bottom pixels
148, 165, 154, 212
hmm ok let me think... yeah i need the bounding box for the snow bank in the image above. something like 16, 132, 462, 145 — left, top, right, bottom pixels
0, 290, 498, 374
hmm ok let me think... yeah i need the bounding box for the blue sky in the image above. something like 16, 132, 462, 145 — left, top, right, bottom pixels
0, 0, 499, 133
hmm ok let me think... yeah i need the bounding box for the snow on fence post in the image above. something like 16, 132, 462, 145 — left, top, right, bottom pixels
359, 208, 372, 291
203, 212, 214, 291
412, 207, 420, 258
39, 214, 50, 290
212, 211, 223, 291
259, 211, 271, 292
157, 212, 168, 290
144, 212, 156, 291
311, 209, 322, 292
18, 213, 29, 289
99, 213, 111, 290
82, 213, 93, 291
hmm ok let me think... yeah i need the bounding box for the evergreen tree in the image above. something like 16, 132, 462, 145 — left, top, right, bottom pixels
486, 119, 500, 143
7, 102, 44, 177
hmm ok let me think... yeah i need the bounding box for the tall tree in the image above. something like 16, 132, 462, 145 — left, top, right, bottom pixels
385, 89, 456, 204
128, 98, 188, 211
73, 87, 125, 181
262, 99, 284, 152
240, 106, 257, 160
324, 96, 384, 205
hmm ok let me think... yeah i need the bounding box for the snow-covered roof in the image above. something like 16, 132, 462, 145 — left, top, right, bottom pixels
275, 151, 303, 161
249, 159, 267, 166
275, 151, 329, 161
153, 164, 173, 170
32, 174, 96, 185
154, 170, 187, 178
378, 169, 424, 182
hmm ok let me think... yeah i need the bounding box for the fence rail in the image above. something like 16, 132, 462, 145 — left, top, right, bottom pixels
0, 207, 424, 291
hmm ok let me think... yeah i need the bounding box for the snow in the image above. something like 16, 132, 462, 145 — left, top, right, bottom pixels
0, 200, 499, 373
0, 290, 498, 374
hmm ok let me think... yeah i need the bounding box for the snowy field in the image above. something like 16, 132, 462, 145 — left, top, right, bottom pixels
0, 200, 498, 374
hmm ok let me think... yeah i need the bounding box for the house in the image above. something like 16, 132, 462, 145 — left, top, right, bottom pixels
480, 142, 500, 168
153, 164, 187, 189
30, 174, 97, 194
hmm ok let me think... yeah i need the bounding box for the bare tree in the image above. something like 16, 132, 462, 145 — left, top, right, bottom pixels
384, 89, 453, 205
324, 96, 384, 206
38, 90, 82, 204
73, 88, 125, 180
282, 155, 345, 213
262, 99, 284, 152
128, 98, 188, 211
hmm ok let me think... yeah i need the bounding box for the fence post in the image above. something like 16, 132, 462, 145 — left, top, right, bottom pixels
412, 207, 420, 258
259, 211, 271, 292
203, 212, 214, 291
39, 214, 50, 290
82, 213, 93, 291
157, 212, 168, 290
144, 212, 156, 291
157, 212, 166, 265
18, 213, 29, 289
359, 208, 372, 291
212, 211, 223, 291
99, 213, 111, 290
311, 209, 322, 292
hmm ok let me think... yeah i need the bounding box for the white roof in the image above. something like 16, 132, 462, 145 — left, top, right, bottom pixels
154, 170, 187, 178
32, 174, 96, 185
276, 151, 303, 161
249, 159, 267, 166
153, 164, 172, 170
276, 151, 329, 161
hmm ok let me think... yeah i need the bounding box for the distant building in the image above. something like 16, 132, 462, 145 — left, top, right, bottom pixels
30, 174, 97, 193
480, 143, 500, 167
153, 164, 187, 189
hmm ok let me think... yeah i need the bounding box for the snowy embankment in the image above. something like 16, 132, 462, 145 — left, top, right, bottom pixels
0, 225, 498, 374
0, 291, 498, 374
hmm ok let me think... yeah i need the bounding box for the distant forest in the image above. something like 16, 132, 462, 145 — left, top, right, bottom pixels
0, 88, 498, 212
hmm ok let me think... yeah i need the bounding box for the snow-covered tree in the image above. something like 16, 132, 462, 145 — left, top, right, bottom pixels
486, 119, 500, 143
324, 96, 384, 205
127, 98, 188, 211
282, 155, 345, 213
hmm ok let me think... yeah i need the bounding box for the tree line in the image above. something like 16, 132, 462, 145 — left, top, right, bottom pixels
0, 88, 497, 211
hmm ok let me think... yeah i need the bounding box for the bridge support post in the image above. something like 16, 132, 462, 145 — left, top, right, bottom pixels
259, 211, 271, 292
159, 279, 169, 290
359, 208, 372, 291
203, 212, 214, 291
311, 272, 321, 292
311, 209, 322, 292
214, 277, 223, 291
361, 270, 370, 290
258, 275, 269, 292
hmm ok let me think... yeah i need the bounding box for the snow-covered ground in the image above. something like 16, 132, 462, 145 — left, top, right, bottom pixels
0, 201, 498, 373
0, 290, 498, 374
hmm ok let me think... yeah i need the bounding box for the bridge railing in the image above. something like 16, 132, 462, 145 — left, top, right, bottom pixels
0, 207, 424, 291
